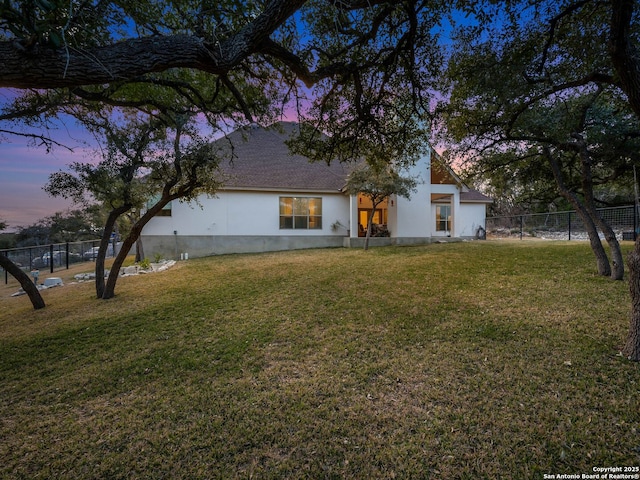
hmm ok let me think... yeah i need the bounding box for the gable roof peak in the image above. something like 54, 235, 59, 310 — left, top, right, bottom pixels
215, 121, 348, 192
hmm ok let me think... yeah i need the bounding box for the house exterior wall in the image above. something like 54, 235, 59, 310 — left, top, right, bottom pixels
389, 149, 432, 239
141, 190, 351, 258
456, 203, 487, 238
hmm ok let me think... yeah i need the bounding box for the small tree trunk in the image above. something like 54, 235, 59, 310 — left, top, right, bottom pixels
94, 231, 110, 299
624, 236, 640, 361
364, 201, 382, 251
102, 225, 141, 300
364, 210, 374, 251
96, 206, 129, 298
0, 252, 45, 310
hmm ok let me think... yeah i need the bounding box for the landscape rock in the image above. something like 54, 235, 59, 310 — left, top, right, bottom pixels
122, 265, 138, 276
11, 261, 176, 297
43, 277, 63, 287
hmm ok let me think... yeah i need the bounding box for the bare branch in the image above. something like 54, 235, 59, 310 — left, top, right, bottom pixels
0, 128, 75, 151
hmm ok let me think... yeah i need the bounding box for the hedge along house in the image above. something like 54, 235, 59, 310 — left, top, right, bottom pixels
140, 122, 492, 259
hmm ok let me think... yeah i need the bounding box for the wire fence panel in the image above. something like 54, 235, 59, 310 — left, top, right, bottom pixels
487, 205, 639, 241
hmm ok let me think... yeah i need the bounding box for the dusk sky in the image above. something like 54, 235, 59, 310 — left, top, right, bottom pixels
0, 124, 92, 232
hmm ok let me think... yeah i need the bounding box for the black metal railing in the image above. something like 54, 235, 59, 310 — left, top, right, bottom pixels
1, 239, 117, 284
486, 205, 639, 241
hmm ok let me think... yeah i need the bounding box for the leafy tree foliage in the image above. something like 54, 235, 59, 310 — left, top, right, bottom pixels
439, 1, 639, 280
0, 0, 444, 154
13, 209, 101, 246
0, 233, 14, 250
0, 219, 14, 250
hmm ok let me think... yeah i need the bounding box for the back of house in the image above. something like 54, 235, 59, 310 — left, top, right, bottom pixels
140, 122, 491, 259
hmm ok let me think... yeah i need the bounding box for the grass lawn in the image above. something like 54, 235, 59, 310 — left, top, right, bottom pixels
1, 240, 639, 478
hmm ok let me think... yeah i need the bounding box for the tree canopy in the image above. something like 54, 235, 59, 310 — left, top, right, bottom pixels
438, 0, 640, 279
44, 108, 225, 299
0, 0, 448, 160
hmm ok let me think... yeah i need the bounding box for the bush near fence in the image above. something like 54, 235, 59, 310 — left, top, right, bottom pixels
487, 205, 639, 241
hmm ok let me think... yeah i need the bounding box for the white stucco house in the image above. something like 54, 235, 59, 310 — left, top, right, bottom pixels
140, 122, 491, 258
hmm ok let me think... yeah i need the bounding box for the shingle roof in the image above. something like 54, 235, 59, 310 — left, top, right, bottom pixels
214, 121, 493, 204
460, 189, 493, 204
214, 122, 350, 192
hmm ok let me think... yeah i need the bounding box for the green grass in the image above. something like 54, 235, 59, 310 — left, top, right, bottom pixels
1, 241, 639, 479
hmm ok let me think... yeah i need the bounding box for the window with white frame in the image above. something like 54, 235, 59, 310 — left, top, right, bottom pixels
435, 204, 451, 232
279, 197, 322, 229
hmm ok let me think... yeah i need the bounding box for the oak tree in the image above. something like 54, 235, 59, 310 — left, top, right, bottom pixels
46, 111, 225, 299
439, 0, 640, 359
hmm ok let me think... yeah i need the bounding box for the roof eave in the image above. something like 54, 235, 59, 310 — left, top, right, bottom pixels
220, 186, 348, 195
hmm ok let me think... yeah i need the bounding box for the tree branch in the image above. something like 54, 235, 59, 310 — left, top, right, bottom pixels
609, 0, 640, 117
0, 0, 307, 89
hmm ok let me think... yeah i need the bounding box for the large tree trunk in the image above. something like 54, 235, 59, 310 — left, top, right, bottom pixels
0, 252, 45, 310
609, 0, 640, 359
624, 236, 640, 361
548, 152, 612, 276
101, 200, 170, 299
0, 0, 308, 89
589, 212, 624, 280
577, 139, 624, 280
573, 205, 612, 277
102, 224, 143, 300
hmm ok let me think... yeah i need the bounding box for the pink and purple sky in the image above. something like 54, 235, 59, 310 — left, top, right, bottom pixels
0, 132, 89, 232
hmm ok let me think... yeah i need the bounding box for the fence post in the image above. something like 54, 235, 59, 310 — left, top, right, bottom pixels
49, 244, 54, 274
568, 212, 571, 241
65, 242, 70, 269
635, 204, 638, 241
520, 215, 523, 240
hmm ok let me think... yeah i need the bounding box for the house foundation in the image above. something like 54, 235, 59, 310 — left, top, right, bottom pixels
141, 234, 467, 260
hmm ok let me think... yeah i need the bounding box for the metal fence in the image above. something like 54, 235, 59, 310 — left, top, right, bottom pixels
486, 205, 639, 241
1, 239, 117, 285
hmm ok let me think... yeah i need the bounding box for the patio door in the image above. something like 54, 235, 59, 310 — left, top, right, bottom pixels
434, 203, 452, 237
358, 209, 386, 236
